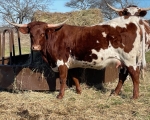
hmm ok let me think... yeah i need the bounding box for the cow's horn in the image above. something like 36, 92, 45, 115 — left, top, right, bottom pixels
47, 19, 68, 28
141, 8, 150, 11
106, 3, 122, 12
5, 18, 27, 27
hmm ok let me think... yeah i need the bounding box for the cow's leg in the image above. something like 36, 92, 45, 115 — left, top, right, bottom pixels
113, 68, 128, 95
57, 65, 68, 99
72, 77, 81, 94
127, 66, 140, 99
69, 69, 81, 94
141, 69, 145, 80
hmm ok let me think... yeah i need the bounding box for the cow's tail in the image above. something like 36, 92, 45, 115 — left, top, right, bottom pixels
142, 25, 146, 69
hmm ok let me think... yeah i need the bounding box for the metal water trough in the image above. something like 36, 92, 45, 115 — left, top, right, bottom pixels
0, 28, 119, 91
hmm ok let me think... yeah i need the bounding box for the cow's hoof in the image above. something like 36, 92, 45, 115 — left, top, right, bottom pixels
76, 89, 81, 94
57, 94, 63, 99
131, 96, 139, 99
110, 90, 118, 96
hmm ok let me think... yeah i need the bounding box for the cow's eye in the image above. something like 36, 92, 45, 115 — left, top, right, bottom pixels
123, 10, 128, 15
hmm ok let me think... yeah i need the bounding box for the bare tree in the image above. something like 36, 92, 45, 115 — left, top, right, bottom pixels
0, 0, 52, 24
65, 0, 137, 20
65, 0, 98, 10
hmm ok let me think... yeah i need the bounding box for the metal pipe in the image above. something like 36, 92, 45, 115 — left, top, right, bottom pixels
0, 32, 1, 59
2, 30, 5, 65
15, 28, 21, 55
29, 38, 33, 64
11, 30, 15, 57
2, 29, 14, 65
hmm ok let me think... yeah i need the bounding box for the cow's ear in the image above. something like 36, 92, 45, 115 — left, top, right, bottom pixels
139, 10, 147, 17
18, 27, 29, 34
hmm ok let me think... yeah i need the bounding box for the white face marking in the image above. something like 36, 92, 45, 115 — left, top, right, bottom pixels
102, 32, 107, 37
127, 7, 139, 16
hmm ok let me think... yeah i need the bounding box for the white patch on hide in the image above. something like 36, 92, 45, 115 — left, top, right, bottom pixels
99, 16, 140, 29
96, 40, 99, 43
57, 59, 64, 66
102, 32, 107, 37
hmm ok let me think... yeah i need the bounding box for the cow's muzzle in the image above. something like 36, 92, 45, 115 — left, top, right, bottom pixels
32, 45, 41, 51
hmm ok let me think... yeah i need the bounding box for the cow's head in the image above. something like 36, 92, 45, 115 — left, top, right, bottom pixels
5, 19, 68, 51
107, 3, 150, 17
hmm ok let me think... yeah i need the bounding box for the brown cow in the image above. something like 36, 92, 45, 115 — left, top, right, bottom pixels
5, 4, 150, 99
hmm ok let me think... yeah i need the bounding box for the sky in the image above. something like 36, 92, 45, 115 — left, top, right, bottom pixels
50, 0, 150, 20
50, 0, 73, 13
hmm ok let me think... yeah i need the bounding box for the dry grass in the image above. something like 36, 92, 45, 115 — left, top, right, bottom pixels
0, 70, 150, 120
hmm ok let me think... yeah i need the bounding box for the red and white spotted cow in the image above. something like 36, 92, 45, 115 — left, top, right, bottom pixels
5, 4, 150, 99
105, 4, 150, 97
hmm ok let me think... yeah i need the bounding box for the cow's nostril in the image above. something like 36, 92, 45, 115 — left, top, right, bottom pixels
31, 45, 41, 50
